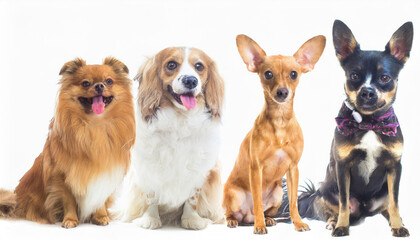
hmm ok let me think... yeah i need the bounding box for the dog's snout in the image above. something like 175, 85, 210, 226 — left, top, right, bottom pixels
95, 83, 104, 94
181, 76, 198, 89
276, 88, 289, 100
360, 87, 377, 101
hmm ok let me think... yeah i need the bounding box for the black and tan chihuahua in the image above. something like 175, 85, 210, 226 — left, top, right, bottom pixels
276, 20, 413, 237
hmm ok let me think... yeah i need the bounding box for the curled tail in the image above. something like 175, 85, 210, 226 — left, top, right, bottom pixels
274, 180, 323, 221
0, 189, 16, 218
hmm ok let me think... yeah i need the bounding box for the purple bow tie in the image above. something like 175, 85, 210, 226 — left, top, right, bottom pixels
335, 102, 399, 137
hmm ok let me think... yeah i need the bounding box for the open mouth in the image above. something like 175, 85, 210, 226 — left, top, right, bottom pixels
78, 95, 114, 115
167, 85, 197, 110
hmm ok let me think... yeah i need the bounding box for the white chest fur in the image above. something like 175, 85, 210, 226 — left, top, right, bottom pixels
77, 167, 125, 221
355, 131, 385, 184
132, 107, 221, 210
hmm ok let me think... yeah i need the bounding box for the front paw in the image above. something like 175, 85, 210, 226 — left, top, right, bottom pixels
265, 217, 277, 227
392, 227, 410, 237
253, 225, 268, 234
227, 219, 238, 228
61, 217, 78, 228
91, 215, 110, 226
332, 226, 349, 237
326, 221, 336, 230
181, 215, 208, 230
294, 221, 310, 231
133, 215, 162, 229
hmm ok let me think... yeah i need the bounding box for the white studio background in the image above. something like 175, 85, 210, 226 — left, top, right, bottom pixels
0, 0, 419, 239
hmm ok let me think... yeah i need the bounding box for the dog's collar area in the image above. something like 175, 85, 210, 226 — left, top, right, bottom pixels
335, 101, 399, 136
344, 100, 362, 123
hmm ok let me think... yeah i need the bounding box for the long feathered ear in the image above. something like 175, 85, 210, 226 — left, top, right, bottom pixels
59, 58, 86, 75
204, 61, 224, 118
103, 57, 129, 74
135, 56, 163, 121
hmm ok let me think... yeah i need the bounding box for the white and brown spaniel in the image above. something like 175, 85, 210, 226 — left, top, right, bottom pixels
120, 47, 225, 230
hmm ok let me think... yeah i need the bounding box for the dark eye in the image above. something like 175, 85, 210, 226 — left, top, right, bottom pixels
380, 75, 391, 83
290, 71, 298, 80
264, 71, 273, 80
105, 78, 113, 85
195, 62, 204, 72
81, 81, 91, 87
167, 61, 178, 70
350, 72, 359, 81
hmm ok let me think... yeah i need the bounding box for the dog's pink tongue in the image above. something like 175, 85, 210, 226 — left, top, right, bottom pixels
92, 96, 105, 115
180, 95, 196, 110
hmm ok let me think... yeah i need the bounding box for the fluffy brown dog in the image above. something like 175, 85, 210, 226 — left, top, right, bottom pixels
0, 58, 135, 228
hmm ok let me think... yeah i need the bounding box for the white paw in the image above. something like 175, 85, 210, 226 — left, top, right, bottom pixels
133, 216, 162, 229
181, 215, 209, 230
326, 221, 336, 230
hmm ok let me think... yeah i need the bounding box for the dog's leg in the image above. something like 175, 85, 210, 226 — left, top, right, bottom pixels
60, 184, 79, 228
223, 185, 247, 228
133, 203, 161, 229
287, 165, 310, 231
196, 162, 224, 224
181, 189, 209, 230
249, 161, 266, 234
332, 162, 350, 237
386, 163, 409, 237
264, 180, 283, 227
91, 204, 110, 226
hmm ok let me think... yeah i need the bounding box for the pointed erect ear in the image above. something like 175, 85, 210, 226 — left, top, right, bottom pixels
333, 20, 360, 62
385, 22, 413, 63
59, 58, 86, 75
294, 35, 326, 73
236, 34, 266, 72
103, 57, 129, 74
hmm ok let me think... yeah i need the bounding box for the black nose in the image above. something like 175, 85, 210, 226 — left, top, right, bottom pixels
360, 87, 377, 101
95, 83, 104, 94
276, 88, 289, 100
182, 76, 198, 89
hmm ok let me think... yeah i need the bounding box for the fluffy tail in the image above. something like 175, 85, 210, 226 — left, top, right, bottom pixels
0, 189, 16, 218
274, 180, 323, 221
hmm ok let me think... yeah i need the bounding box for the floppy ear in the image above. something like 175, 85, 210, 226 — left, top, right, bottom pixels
333, 20, 359, 62
236, 34, 266, 72
385, 22, 413, 63
135, 56, 163, 121
59, 58, 86, 75
204, 61, 224, 118
294, 35, 326, 73
103, 57, 129, 74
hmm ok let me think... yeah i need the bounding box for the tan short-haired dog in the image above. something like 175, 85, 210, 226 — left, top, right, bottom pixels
223, 34, 325, 234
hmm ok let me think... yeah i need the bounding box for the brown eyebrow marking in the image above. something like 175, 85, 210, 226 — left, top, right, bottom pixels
378, 65, 383, 71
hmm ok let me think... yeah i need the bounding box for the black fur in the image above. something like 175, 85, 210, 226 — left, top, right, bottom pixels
276, 20, 413, 237
275, 180, 323, 221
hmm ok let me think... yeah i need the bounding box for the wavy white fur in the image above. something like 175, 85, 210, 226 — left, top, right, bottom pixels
120, 106, 222, 226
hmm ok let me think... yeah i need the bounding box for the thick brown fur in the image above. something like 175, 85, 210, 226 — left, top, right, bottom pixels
0, 189, 16, 218
223, 34, 325, 234
0, 58, 135, 228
